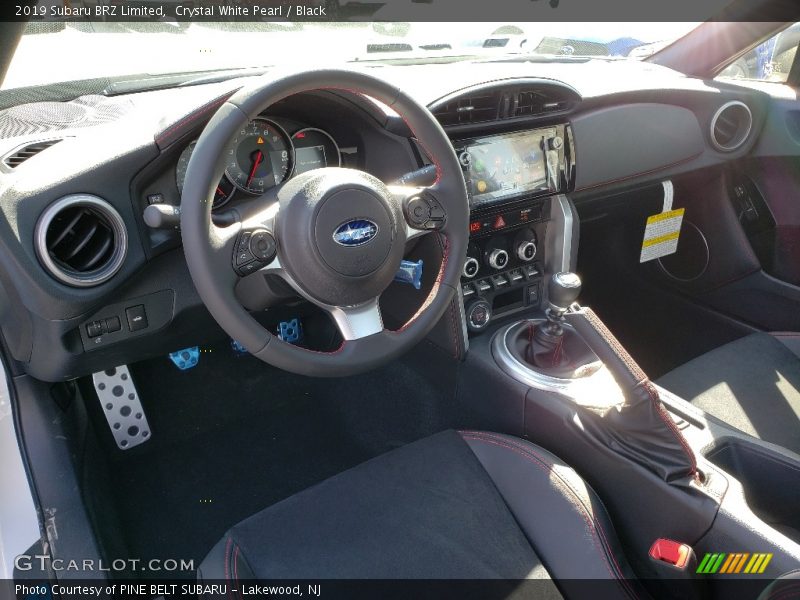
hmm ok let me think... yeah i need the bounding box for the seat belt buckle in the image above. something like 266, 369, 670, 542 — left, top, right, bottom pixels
649, 538, 694, 570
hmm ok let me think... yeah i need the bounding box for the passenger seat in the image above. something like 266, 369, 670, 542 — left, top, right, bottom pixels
656, 332, 800, 456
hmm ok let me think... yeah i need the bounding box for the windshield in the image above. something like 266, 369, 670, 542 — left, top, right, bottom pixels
3, 21, 699, 91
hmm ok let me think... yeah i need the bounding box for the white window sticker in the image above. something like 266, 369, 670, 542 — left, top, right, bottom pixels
640, 208, 685, 263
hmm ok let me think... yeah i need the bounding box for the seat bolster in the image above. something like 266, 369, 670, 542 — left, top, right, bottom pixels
460, 431, 639, 597
197, 533, 256, 587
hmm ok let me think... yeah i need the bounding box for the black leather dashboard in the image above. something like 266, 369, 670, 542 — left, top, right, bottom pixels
0, 59, 776, 380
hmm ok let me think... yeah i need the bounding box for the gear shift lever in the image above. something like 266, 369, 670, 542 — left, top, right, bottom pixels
526, 272, 584, 370
547, 272, 582, 316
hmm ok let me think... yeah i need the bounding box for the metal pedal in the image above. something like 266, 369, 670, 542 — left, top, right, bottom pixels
278, 319, 303, 344
168, 346, 200, 370
92, 365, 151, 450
230, 339, 248, 355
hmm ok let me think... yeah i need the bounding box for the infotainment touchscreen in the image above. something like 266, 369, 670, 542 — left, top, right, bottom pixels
462, 130, 552, 209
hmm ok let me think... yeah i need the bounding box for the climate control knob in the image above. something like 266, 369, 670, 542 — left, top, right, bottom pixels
516, 240, 537, 262
487, 248, 509, 270
463, 257, 479, 279
466, 299, 492, 332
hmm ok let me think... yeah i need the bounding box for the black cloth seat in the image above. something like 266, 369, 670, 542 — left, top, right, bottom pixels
657, 332, 800, 456
198, 430, 640, 598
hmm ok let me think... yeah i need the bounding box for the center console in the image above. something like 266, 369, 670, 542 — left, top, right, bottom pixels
454, 123, 575, 333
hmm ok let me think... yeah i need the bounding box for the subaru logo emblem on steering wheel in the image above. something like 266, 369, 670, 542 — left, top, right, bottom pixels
332, 219, 379, 247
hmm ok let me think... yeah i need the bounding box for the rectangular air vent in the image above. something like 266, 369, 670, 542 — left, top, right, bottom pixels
510, 90, 571, 118
3, 139, 61, 169
432, 92, 499, 126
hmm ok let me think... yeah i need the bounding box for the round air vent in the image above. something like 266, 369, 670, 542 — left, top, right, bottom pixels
710, 101, 753, 152
35, 195, 128, 287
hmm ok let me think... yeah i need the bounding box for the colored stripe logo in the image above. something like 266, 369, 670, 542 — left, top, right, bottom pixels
697, 553, 773, 574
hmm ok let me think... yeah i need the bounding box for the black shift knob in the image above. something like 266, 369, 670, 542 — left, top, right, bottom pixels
548, 272, 581, 312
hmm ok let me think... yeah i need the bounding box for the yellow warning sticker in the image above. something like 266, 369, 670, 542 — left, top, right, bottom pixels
640, 208, 684, 263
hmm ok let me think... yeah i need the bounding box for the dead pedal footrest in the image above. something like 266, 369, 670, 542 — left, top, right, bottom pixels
92, 365, 151, 450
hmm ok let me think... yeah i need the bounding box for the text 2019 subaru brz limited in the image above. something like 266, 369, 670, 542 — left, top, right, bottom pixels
1, 3, 800, 599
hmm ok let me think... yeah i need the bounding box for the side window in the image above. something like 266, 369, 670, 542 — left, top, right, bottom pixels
717, 23, 799, 83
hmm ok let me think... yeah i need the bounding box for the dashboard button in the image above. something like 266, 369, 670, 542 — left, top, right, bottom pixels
466, 299, 492, 332
526, 284, 540, 305
476, 279, 492, 293
523, 265, 539, 279
126, 305, 148, 332
105, 316, 121, 333
86, 320, 105, 338
491, 274, 508, 288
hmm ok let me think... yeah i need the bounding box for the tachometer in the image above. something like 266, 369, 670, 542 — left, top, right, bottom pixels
225, 118, 293, 194
291, 127, 341, 175
176, 141, 235, 210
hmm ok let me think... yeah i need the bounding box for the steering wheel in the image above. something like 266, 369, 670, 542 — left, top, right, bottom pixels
181, 69, 469, 377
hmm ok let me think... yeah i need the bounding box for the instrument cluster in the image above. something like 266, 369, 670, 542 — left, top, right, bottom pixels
175, 117, 342, 211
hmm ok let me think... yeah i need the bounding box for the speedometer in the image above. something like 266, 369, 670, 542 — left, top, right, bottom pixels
176, 141, 235, 210
225, 118, 293, 195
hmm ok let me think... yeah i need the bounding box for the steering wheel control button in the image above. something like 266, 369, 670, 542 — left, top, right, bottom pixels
466, 299, 492, 332
404, 194, 446, 231
249, 230, 277, 262
236, 231, 253, 253
406, 196, 429, 227
236, 249, 255, 267
238, 262, 261, 276
125, 305, 148, 332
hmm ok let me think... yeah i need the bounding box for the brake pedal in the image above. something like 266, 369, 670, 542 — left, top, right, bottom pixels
278, 318, 303, 344
168, 346, 200, 370
92, 366, 151, 450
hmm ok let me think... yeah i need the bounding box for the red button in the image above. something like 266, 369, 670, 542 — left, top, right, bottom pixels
494, 215, 506, 229
649, 539, 691, 569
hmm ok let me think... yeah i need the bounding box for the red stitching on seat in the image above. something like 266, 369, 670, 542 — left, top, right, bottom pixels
233, 544, 241, 599
769, 584, 800, 600
223, 536, 233, 600
461, 431, 639, 600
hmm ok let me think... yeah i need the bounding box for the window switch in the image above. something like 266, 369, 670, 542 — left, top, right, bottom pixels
105, 316, 121, 333
126, 305, 148, 332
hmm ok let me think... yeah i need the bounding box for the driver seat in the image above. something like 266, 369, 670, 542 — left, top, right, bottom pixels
198, 430, 642, 598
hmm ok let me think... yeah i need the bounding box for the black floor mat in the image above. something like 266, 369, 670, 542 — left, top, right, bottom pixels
93, 339, 459, 574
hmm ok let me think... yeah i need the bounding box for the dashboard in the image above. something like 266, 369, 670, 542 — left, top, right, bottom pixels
0, 59, 780, 381
175, 120, 343, 211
